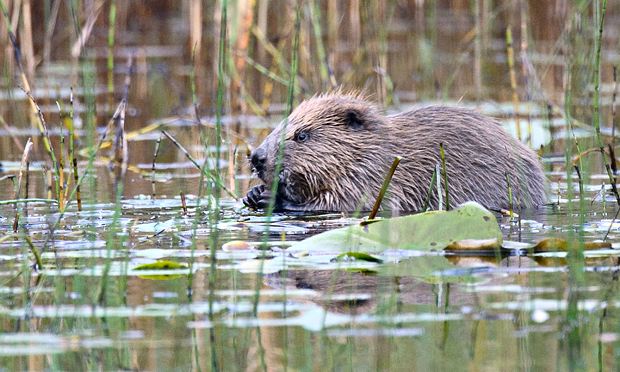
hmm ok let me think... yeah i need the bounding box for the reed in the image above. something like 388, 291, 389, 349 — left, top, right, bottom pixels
265, 2, 301, 216
505, 172, 514, 218
505, 26, 521, 141
0, 1, 38, 131
107, 0, 117, 109
23, 90, 62, 208
42, 0, 61, 65
20, 0, 34, 79
67, 88, 82, 211
439, 143, 450, 210
591, 0, 618, 205
308, 0, 335, 89
161, 130, 236, 198
151, 134, 162, 199
612, 66, 618, 143
12, 138, 32, 233
56, 102, 65, 209
368, 156, 401, 220
422, 166, 437, 211
207, 0, 229, 369
473, 0, 482, 99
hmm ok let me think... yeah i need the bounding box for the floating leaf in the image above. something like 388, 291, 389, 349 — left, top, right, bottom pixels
533, 238, 567, 252
584, 241, 612, 250
445, 238, 501, 251
222, 240, 253, 251
289, 202, 502, 255
534, 238, 613, 252
133, 260, 187, 271
133, 218, 177, 233
137, 274, 184, 281
334, 252, 383, 263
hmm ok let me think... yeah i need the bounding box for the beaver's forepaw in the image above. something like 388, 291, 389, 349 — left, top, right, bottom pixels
243, 184, 273, 210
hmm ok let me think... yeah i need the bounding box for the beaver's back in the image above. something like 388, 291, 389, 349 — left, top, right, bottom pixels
386, 105, 546, 210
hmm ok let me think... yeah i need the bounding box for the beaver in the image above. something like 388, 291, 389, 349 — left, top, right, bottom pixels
243, 92, 546, 212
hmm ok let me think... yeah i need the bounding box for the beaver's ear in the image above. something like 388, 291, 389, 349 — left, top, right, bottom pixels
345, 110, 365, 130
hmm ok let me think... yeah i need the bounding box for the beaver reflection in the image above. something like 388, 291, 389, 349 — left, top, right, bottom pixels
265, 269, 480, 315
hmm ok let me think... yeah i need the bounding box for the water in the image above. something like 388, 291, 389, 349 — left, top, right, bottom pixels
1, 1, 620, 370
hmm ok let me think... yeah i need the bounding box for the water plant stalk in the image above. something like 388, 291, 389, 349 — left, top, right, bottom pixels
12, 139, 33, 233
56, 102, 66, 209
505, 172, 514, 218
368, 156, 402, 220
591, 0, 618, 205
67, 87, 82, 211
23, 90, 62, 208
612, 66, 618, 145
151, 134, 162, 199
161, 130, 236, 198
207, 1, 229, 370
107, 0, 116, 108
506, 26, 521, 141
439, 143, 450, 210
265, 3, 301, 216
422, 166, 437, 211
308, 0, 334, 89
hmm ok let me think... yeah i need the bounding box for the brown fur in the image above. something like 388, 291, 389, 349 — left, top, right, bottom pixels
245, 92, 546, 212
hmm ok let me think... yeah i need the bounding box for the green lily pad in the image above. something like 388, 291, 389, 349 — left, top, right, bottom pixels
334, 252, 384, 263
133, 260, 187, 270
289, 202, 502, 255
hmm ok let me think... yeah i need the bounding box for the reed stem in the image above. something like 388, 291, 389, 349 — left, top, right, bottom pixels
368, 156, 402, 220
506, 26, 521, 141
422, 166, 437, 211
439, 143, 450, 210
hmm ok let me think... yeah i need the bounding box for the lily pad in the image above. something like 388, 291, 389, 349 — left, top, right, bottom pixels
289, 202, 502, 255
334, 252, 383, 263
533, 238, 613, 252
133, 260, 187, 270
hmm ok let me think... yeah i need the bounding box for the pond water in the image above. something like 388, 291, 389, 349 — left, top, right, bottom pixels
2, 1, 620, 371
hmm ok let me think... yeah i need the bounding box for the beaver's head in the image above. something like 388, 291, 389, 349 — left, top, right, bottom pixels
249, 93, 388, 210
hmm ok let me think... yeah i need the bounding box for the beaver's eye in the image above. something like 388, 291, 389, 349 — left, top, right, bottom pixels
295, 131, 310, 143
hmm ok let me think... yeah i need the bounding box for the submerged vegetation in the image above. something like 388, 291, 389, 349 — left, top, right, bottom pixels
0, 0, 620, 370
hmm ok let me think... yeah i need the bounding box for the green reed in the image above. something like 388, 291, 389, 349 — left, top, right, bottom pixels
591, 0, 618, 204
368, 156, 402, 220
67, 88, 82, 211
107, 0, 117, 106
439, 143, 450, 210
506, 26, 522, 141
422, 166, 437, 211
309, 0, 333, 89
205, 0, 229, 370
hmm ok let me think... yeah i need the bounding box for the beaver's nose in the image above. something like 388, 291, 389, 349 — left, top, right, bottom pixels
250, 147, 266, 171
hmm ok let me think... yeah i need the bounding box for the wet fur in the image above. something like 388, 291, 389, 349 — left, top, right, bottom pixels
246, 92, 546, 212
